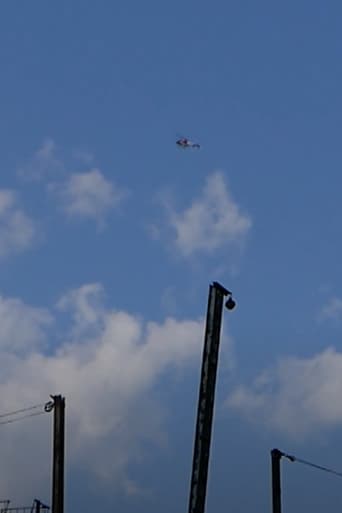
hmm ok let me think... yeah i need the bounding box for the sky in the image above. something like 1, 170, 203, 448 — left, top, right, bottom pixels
0, 1, 342, 512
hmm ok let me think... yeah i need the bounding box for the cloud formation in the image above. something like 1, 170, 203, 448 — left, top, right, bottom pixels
58, 169, 126, 225
17, 139, 63, 181
227, 348, 342, 438
0, 189, 36, 257
319, 298, 342, 322
0, 283, 206, 501
0, 294, 52, 354
17, 139, 127, 228
165, 172, 251, 257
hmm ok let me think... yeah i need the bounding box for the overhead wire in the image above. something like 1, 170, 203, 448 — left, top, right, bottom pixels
0, 411, 47, 426
0, 403, 45, 419
282, 450, 342, 479
0, 400, 54, 427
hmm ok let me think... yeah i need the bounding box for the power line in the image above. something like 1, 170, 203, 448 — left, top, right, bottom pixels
0, 411, 47, 427
0, 400, 54, 427
0, 404, 45, 419
282, 450, 342, 479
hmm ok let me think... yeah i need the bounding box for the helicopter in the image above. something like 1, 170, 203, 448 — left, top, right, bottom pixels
176, 136, 200, 149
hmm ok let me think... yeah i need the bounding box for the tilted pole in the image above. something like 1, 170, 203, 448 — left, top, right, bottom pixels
51, 395, 65, 513
188, 282, 234, 513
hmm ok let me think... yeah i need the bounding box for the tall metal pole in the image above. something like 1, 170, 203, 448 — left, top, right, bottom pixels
271, 449, 283, 513
188, 282, 233, 513
51, 395, 65, 513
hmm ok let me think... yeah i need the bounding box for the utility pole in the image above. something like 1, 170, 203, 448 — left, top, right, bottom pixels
271, 449, 283, 513
187, 282, 236, 513
51, 395, 65, 513
35, 500, 41, 513
34, 499, 49, 513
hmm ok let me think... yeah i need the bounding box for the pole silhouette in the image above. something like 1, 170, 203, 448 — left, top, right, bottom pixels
51, 395, 65, 513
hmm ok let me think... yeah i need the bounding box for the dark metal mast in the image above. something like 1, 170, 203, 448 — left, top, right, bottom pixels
51, 395, 65, 513
187, 282, 235, 513
271, 449, 283, 513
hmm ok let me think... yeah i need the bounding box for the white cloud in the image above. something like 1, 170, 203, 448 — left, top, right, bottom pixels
164, 172, 252, 257
0, 283, 209, 501
17, 138, 63, 181
227, 348, 342, 438
319, 297, 342, 321
16, 141, 128, 229
0, 294, 52, 355
58, 169, 126, 225
0, 189, 36, 257
56, 282, 105, 335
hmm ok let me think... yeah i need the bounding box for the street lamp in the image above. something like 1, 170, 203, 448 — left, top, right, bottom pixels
188, 281, 236, 513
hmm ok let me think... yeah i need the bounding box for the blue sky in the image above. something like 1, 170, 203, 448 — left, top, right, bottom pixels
0, 1, 342, 512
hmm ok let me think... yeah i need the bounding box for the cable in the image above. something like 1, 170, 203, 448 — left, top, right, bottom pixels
0, 410, 46, 427
283, 451, 342, 479
0, 400, 54, 427
0, 411, 45, 426
0, 403, 45, 419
